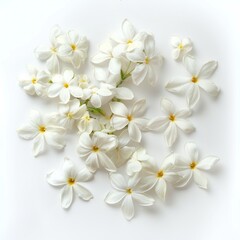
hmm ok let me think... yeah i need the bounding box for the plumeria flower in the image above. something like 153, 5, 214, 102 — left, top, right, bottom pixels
147, 98, 195, 147
47, 158, 93, 209
165, 56, 220, 108
108, 130, 135, 167
52, 100, 87, 129
77, 132, 117, 172
17, 110, 65, 157
138, 154, 179, 201
19, 66, 49, 96
58, 30, 89, 68
35, 26, 63, 73
83, 84, 112, 108
48, 70, 83, 103
170, 37, 193, 60
127, 148, 150, 176
92, 40, 122, 75
105, 173, 155, 221
175, 142, 219, 189
112, 19, 146, 53
77, 111, 100, 134
110, 99, 148, 142
127, 34, 163, 86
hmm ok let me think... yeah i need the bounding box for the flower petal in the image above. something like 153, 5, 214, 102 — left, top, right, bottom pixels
183, 55, 197, 75
137, 176, 157, 193
193, 169, 208, 189
164, 122, 177, 147
92, 52, 110, 64
165, 77, 191, 93
122, 19, 136, 39
46, 170, 66, 187
155, 179, 167, 201
33, 134, 45, 157
74, 184, 93, 200
147, 116, 169, 131
98, 152, 117, 172
114, 87, 134, 100
161, 98, 175, 115
105, 191, 126, 205
111, 116, 128, 130
131, 99, 146, 117
85, 153, 99, 173
175, 119, 195, 133
198, 61, 218, 79
109, 58, 121, 75
185, 142, 199, 161
60, 185, 73, 208
170, 37, 181, 47
175, 170, 192, 188
198, 80, 219, 96
76, 167, 93, 182
127, 160, 142, 176
47, 55, 59, 74
128, 122, 142, 142
48, 83, 62, 98
35, 45, 52, 60
144, 35, 155, 58
45, 132, 65, 149
17, 124, 38, 140
197, 156, 219, 170
121, 195, 134, 221
132, 192, 154, 206
186, 84, 200, 109
131, 64, 148, 85
90, 94, 101, 108
109, 102, 128, 116
110, 173, 127, 190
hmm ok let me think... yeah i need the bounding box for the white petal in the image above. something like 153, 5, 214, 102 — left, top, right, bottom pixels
59, 45, 72, 56
122, 19, 136, 39
114, 87, 134, 100
71, 52, 82, 68
137, 176, 157, 193
131, 99, 146, 117
98, 152, 117, 172
33, 134, 45, 157
118, 129, 131, 146
85, 153, 99, 173
131, 64, 148, 85
185, 142, 199, 161
172, 48, 180, 60
132, 192, 154, 206
165, 77, 191, 93
170, 37, 181, 47
110, 173, 127, 190
128, 122, 142, 142
35, 45, 52, 60
183, 55, 197, 75
175, 119, 195, 133
121, 195, 134, 220
48, 83, 62, 98
175, 170, 192, 188
47, 55, 59, 74
197, 156, 219, 170
164, 122, 177, 147
76, 167, 93, 182
96, 132, 117, 151
69, 86, 83, 98
175, 109, 192, 118
198, 61, 218, 79
111, 116, 128, 130
193, 169, 208, 189
97, 87, 112, 96
78, 132, 92, 149
92, 52, 110, 64
60, 186, 73, 208
74, 184, 93, 201
186, 84, 200, 109
44, 132, 65, 149
17, 124, 37, 140
127, 160, 142, 176
46, 170, 66, 187
108, 58, 121, 75
126, 50, 145, 62
147, 116, 169, 131
144, 35, 155, 57
161, 98, 175, 115
109, 102, 128, 116
90, 94, 101, 108
105, 191, 126, 205
155, 179, 167, 201
198, 80, 219, 96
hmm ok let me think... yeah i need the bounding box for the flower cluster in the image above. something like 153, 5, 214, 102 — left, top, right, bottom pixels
17, 20, 220, 221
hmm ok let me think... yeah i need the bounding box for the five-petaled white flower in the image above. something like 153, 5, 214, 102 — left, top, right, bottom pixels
47, 158, 93, 209
165, 56, 220, 108
19, 66, 49, 96
35, 26, 63, 73
48, 70, 83, 103
147, 98, 195, 147
17, 110, 65, 157
138, 154, 179, 201
105, 173, 155, 221
52, 100, 87, 129
127, 34, 163, 86
77, 132, 117, 172
110, 99, 148, 142
175, 142, 219, 189
77, 111, 99, 134
170, 37, 193, 60
58, 30, 89, 68
126, 148, 150, 176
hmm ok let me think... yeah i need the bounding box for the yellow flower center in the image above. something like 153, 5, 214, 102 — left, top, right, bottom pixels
64, 83, 69, 88
126, 188, 132, 194
189, 161, 197, 170
71, 44, 77, 51
67, 112, 73, 119
92, 145, 99, 152
51, 47, 57, 53
191, 76, 198, 83
169, 114, 175, 121
145, 57, 150, 64
178, 43, 184, 49
127, 115, 133, 121
39, 125, 46, 133
67, 178, 75, 186
32, 78, 37, 84
127, 39, 133, 44
157, 170, 164, 178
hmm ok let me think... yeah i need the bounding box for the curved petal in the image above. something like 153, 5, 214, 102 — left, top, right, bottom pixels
164, 122, 178, 147
175, 119, 195, 133
161, 98, 175, 115
175, 170, 192, 188
155, 179, 167, 201
110, 173, 127, 190
109, 102, 128, 116
193, 169, 208, 189
105, 191, 126, 205
198, 80, 219, 96
85, 153, 99, 173
35, 45, 52, 60
46, 170, 66, 187
17, 124, 38, 140
114, 87, 134, 100
170, 37, 181, 47
33, 134, 45, 157
47, 55, 59, 74
69, 86, 83, 98
132, 192, 154, 206
131, 99, 146, 117
185, 142, 199, 161
74, 184, 93, 200
198, 61, 218, 79
90, 94, 101, 108
127, 160, 142, 176
78, 132, 92, 149
186, 84, 200, 109
92, 52, 110, 64
126, 50, 145, 62
183, 55, 197, 75
175, 109, 192, 118
128, 122, 141, 142
108, 58, 121, 75
60, 185, 73, 208
172, 48, 180, 60
121, 195, 134, 221
111, 116, 128, 130
48, 83, 62, 98
197, 156, 219, 171
131, 64, 148, 85
122, 19, 136, 39
165, 77, 191, 93
147, 116, 169, 131
136, 176, 157, 193
76, 167, 93, 182
98, 152, 117, 172
144, 35, 155, 58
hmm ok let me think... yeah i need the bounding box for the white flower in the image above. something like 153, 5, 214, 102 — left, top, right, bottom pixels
175, 142, 219, 189
127, 148, 150, 176
126, 34, 163, 86
77, 112, 99, 134
47, 158, 93, 209
110, 99, 148, 142
48, 70, 83, 103
58, 30, 88, 68
92, 40, 122, 75
138, 154, 178, 201
147, 98, 195, 147
105, 173, 154, 221
83, 85, 112, 108
170, 37, 192, 60
35, 26, 63, 73
165, 56, 220, 108
112, 19, 145, 53
78, 74, 89, 89
19, 66, 49, 96
53, 100, 87, 129
17, 110, 65, 157
77, 132, 117, 172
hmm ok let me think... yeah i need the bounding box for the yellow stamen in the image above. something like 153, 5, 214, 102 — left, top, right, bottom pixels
157, 170, 164, 178
178, 43, 183, 49
64, 83, 69, 88
190, 161, 197, 170
169, 114, 175, 121
126, 188, 132, 194
92, 145, 99, 152
191, 76, 198, 83
67, 178, 75, 185
127, 115, 132, 121
51, 47, 57, 53
145, 57, 150, 64
127, 39, 133, 44
67, 112, 73, 119
71, 44, 77, 51
32, 78, 37, 84
39, 125, 46, 133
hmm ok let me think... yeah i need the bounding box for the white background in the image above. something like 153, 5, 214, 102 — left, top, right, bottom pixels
1, 0, 240, 239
